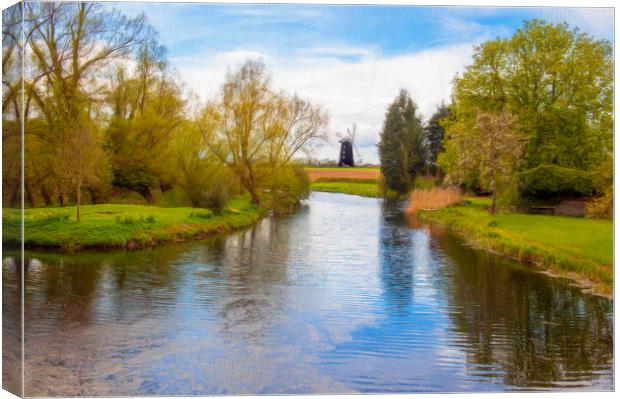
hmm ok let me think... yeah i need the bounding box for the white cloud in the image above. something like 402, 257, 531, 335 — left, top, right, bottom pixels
173, 43, 474, 164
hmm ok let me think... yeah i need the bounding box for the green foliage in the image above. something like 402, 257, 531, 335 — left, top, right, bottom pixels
265, 165, 311, 213
378, 89, 426, 194
425, 103, 451, 175
115, 213, 158, 225
444, 19, 612, 203
518, 164, 596, 200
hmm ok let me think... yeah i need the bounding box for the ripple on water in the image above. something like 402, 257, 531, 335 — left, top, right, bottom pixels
4, 192, 613, 395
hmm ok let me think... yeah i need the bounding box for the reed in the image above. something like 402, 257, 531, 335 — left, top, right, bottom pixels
406, 187, 462, 214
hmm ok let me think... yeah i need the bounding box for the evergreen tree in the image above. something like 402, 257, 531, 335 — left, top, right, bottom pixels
425, 103, 451, 177
378, 89, 426, 194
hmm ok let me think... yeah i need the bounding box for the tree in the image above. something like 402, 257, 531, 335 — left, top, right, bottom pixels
425, 103, 451, 177
446, 20, 612, 202
24, 2, 152, 220
198, 60, 328, 206
2, 4, 22, 208
105, 43, 185, 203
378, 89, 426, 194
445, 109, 525, 214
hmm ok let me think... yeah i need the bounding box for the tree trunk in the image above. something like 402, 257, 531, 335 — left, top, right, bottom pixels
490, 176, 497, 215
8, 180, 20, 208
247, 185, 261, 206
24, 180, 37, 208
41, 185, 53, 206
76, 175, 82, 222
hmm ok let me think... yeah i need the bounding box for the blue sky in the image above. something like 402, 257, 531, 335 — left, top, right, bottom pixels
114, 2, 614, 163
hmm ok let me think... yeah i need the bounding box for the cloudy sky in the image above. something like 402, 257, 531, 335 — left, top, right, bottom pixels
114, 2, 613, 164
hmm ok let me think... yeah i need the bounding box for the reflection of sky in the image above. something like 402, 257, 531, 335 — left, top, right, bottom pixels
17, 193, 614, 395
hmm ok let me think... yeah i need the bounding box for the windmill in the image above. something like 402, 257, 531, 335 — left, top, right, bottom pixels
337, 124, 362, 167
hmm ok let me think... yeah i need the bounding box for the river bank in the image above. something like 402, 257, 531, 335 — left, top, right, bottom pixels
417, 198, 613, 297
2, 197, 264, 251
311, 180, 383, 197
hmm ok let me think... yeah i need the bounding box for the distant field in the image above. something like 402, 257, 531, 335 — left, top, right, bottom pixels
305, 167, 381, 182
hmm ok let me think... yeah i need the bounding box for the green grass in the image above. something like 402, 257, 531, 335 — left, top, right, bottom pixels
304, 167, 379, 171
311, 181, 382, 197
2, 196, 264, 251
419, 198, 613, 295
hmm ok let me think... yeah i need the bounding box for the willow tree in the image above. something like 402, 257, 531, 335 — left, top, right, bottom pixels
199, 60, 328, 206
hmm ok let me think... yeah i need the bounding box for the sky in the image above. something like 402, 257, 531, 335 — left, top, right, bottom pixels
113, 2, 614, 164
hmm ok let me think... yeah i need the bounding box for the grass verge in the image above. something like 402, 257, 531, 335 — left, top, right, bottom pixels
418, 198, 613, 296
311, 181, 382, 197
2, 197, 264, 251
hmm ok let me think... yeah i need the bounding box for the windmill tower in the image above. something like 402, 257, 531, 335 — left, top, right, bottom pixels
338, 124, 362, 167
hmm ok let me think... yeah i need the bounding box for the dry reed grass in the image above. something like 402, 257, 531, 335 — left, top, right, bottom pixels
406, 187, 462, 214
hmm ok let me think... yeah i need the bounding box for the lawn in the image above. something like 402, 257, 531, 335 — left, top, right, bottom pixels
419, 198, 613, 295
2, 197, 264, 250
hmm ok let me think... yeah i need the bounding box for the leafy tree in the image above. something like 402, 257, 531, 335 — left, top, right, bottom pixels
445, 20, 612, 203
443, 109, 525, 214
425, 103, 451, 177
105, 43, 184, 203
378, 89, 426, 194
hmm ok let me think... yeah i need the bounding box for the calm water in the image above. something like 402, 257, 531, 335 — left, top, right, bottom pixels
2, 192, 614, 395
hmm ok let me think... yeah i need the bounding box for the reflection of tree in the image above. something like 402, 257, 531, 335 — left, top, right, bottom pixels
2, 255, 23, 395
437, 233, 613, 388
378, 199, 413, 312
23, 246, 186, 328
205, 216, 293, 340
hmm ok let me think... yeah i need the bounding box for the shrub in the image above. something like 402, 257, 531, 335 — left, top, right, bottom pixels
116, 213, 157, 225
406, 187, 462, 214
587, 186, 613, 218
186, 168, 235, 213
264, 165, 310, 213
518, 164, 595, 200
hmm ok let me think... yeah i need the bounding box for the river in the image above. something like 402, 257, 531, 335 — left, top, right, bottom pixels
2, 192, 613, 395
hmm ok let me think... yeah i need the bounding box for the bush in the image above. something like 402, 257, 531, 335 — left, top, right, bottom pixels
264, 165, 310, 213
587, 186, 613, 218
186, 168, 235, 213
518, 164, 595, 200
116, 213, 157, 225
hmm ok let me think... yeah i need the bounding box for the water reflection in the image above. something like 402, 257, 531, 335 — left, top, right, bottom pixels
436, 232, 614, 389
1, 192, 613, 395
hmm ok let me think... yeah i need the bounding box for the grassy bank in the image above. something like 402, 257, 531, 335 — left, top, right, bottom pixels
311, 180, 382, 197
418, 198, 613, 296
2, 197, 264, 251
